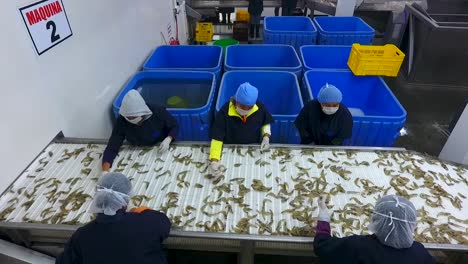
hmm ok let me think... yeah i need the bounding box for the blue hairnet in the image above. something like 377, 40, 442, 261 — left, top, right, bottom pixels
317, 83, 342, 103
235, 82, 258, 106
89, 173, 132, 216
369, 195, 417, 249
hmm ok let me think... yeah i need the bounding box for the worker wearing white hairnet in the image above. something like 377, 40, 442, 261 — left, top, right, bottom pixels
57, 173, 171, 264
102, 90, 178, 172
295, 83, 353, 146
313, 195, 434, 264
210, 82, 273, 176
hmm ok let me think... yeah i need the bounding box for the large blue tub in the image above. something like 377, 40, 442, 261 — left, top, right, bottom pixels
300, 45, 352, 71
113, 71, 216, 141
143, 45, 223, 81
264, 16, 317, 51
225, 45, 302, 77
313, 16, 375, 45
303, 70, 406, 146
216, 71, 303, 144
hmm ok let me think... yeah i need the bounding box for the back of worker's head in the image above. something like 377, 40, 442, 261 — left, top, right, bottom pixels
369, 195, 417, 249
89, 173, 132, 216
235, 82, 258, 107
119, 90, 153, 123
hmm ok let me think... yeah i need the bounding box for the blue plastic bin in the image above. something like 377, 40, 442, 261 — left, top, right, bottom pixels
225, 45, 302, 77
264, 16, 317, 51
313, 17, 375, 45
300, 45, 352, 71
216, 71, 303, 144
143, 45, 223, 81
113, 71, 216, 141
303, 70, 406, 147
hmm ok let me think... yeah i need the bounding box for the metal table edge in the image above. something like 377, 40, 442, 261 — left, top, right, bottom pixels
0, 222, 466, 252
54, 137, 407, 152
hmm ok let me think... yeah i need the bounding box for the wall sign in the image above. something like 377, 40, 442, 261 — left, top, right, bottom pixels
19, 0, 72, 55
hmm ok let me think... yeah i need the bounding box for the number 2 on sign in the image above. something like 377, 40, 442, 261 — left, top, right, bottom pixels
46, 21, 60, 43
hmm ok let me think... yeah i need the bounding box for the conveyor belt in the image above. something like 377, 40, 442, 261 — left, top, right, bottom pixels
0, 142, 467, 253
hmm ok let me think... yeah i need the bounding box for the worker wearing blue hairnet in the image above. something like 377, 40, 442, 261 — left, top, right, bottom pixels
294, 83, 353, 145
57, 173, 171, 264
210, 82, 273, 176
313, 195, 434, 264
102, 90, 178, 172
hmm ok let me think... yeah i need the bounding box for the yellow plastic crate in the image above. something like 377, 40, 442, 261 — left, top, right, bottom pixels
347, 44, 405, 77
195, 22, 214, 42
236, 10, 250, 22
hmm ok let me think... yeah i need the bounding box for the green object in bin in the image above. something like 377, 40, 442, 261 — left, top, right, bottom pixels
167, 96, 189, 108
214, 39, 240, 54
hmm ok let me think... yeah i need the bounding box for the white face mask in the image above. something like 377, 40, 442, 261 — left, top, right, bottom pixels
322, 106, 339, 115
236, 106, 251, 116
125, 116, 143, 125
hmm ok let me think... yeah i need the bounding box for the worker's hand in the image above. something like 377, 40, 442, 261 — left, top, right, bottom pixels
318, 195, 331, 222
210, 160, 224, 177
260, 136, 270, 151
102, 162, 110, 175
158, 137, 172, 154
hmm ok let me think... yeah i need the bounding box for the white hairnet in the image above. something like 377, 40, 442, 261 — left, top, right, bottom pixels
89, 173, 132, 216
119, 90, 152, 118
369, 195, 417, 249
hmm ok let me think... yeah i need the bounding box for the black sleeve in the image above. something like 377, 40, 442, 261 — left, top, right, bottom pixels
211, 109, 227, 142
159, 107, 179, 140
336, 109, 353, 140
415, 243, 436, 264
313, 234, 357, 263
102, 118, 126, 166
423, 250, 436, 264
294, 103, 312, 144
56, 232, 81, 264
261, 104, 274, 126
142, 210, 172, 242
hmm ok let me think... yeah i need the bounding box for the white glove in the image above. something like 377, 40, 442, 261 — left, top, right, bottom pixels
260, 136, 270, 151
158, 137, 172, 153
318, 195, 331, 222
210, 160, 223, 177
102, 171, 109, 177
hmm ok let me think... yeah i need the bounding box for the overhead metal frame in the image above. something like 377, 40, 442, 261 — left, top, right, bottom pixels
189, 0, 286, 9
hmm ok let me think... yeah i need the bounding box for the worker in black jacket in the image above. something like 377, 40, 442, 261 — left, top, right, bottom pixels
209, 82, 273, 176
248, 0, 263, 39
56, 173, 171, 264
314, 195, 435, 264
102, 90, 178, 172
294, 83, 353, 145
282, 0, 298, 16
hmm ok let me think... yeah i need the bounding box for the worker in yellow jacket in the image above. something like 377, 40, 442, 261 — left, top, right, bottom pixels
209, 83, 273, 176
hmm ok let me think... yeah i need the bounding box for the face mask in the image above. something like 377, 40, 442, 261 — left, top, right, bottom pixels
236, 106, 251, 116
126, 116, 143, 125
322, 106, 339, 115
